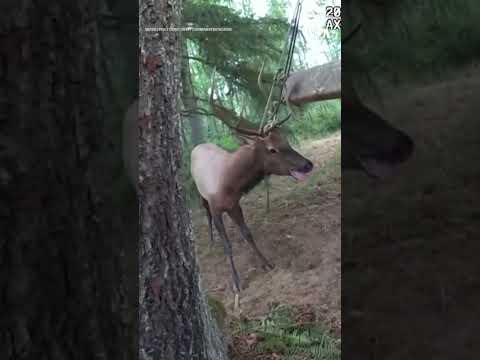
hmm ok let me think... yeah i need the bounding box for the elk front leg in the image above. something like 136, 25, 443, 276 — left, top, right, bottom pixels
212, 212, 242, 292
201, 198, 215, 248
227, 205, 274, 270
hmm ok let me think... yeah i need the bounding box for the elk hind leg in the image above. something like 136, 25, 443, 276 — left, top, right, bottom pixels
227, 205, 274, 270
201, 197, 215, 247
212, 211, 242, 292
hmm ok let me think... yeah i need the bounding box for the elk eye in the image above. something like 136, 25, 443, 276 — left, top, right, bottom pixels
269, 148, 278, 154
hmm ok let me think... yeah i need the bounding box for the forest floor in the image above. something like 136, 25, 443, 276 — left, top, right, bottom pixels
192, 132, 342, 343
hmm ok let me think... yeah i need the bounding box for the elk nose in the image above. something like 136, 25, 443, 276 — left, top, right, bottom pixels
303, 160, 313, 172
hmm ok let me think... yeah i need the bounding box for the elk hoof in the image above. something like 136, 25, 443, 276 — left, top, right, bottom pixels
233, 293, 240, 313
263, 262, 275, 271
233, 283, 243, 293
232, 275, 242, 293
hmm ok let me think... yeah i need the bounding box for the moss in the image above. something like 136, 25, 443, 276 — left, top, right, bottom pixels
258, 337, 288, 354
207, 295, 227, 328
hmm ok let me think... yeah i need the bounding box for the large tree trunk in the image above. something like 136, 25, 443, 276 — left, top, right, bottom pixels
284, 59, 341, 105
138, 1, 228, 359
0, 2, 134, 359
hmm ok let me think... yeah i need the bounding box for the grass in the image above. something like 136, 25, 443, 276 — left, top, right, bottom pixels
280, 137, 340, 206
288, 100, 341, 141
232, 305, 340, 359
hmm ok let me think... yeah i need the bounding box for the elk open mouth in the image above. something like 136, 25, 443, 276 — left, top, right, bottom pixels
355, 136, 414, 179
358, 157, 396, 179
289, 169, 312, 182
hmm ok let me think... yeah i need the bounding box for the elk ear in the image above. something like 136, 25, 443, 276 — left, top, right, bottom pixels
264, 129, 282, 143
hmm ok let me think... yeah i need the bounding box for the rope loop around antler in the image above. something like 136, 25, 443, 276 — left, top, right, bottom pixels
257, 0, 302, 134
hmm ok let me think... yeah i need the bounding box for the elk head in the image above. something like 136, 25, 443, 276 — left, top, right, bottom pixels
342, 22, 414, 178
209, 82, 313, 182
342, 88, 414, 178
209, 71, 313, 181
240, 127, 314, 181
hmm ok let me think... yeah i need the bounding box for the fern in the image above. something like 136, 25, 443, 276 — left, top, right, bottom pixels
237, 305, 340, 359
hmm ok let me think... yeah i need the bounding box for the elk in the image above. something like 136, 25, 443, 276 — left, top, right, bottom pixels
190, 91, 313, 292
340, 23, 413, 177
281, 21, 413, 178
282, 60, 413, 178
342, 80, 414, 178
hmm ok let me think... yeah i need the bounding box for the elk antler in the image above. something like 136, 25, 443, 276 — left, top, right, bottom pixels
209, 69, 265, 137
210, 101, 265, 137
271, 111, 293, 129
257, 59, 268, 97
209, 69, 294, 137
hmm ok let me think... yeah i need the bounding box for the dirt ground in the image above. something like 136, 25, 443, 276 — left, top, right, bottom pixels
192, 132, 341, 334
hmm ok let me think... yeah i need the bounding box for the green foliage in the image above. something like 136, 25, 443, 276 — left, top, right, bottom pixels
268, 0, 288, 19
237, 305, 340, 359
345, 0, 480, 86
181, 0, 340, 207
322, 29, 340, 62
184, 0, 308, 115
184, 1, 291, 94
287, 100, 340, 142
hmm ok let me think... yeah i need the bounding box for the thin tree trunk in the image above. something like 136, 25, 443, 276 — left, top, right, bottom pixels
138, 1, 228, 359
182, 43, 204, 146
0, 2, 133, 359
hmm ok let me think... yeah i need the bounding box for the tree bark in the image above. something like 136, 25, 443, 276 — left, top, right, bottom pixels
0, 2, 134, 359
138, 1, 228, 359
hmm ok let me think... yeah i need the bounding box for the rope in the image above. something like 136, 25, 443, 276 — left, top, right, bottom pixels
260, 0, 303, 132
260, 0, 303, 212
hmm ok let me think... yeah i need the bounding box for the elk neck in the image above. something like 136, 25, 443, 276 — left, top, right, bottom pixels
228, 144, 266, 195
240, 169, 266, 194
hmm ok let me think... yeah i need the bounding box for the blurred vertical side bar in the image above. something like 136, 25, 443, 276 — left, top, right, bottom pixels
342, 1, 480, 359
